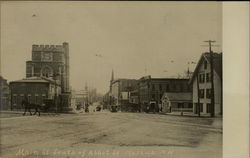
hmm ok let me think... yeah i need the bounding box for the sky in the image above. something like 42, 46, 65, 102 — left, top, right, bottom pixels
0, 1, 222, 94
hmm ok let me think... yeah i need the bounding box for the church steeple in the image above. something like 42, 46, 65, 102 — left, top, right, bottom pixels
110, 69, 114, 94
111, 69, 114, 82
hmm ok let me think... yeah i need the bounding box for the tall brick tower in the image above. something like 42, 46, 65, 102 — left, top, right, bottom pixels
26, 42, 71, 109
63, 42, 70, 93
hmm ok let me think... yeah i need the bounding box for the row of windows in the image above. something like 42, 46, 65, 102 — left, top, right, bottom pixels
12, 94, 46, 104
150, 84, 188, 91
199, 73, 211, 83
198, 89, 211, 99
177, 103, 193, 109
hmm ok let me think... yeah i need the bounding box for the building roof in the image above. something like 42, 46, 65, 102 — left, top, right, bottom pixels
162, 92, 192, 101
10, 76, 59, 85
189, 52, 222, 84
140, 75, 189, 81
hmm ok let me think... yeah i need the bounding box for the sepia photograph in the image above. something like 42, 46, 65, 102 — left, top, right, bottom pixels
2, 1, 246, 158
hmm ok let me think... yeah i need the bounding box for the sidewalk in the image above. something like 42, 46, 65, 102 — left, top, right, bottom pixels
160, 111, 222, 118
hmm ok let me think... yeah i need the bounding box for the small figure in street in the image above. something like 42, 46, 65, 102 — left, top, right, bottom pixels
85, 104, 89, 113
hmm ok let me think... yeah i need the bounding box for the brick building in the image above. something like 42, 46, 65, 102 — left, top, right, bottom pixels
0, 76, 10, 110
9, 77, 61, 110
27, 42, 70, 108
138, 75, 191, 112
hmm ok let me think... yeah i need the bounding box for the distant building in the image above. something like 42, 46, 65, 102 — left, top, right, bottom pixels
138, 75, 191, 112
9, 77, 61, 110
161, 92, 192, 113
0, 76, 10, 110
110, 78, 138, 111
189, 52, 222, 116
71, 89, 88, 110
102, 92, 110, 109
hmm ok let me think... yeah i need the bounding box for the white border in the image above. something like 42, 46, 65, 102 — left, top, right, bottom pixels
223, 2, 249, 158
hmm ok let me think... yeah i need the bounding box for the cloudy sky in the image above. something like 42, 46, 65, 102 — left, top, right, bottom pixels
1, 1, 222, 94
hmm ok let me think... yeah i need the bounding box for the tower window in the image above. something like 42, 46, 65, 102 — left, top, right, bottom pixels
41, 66, 53, 77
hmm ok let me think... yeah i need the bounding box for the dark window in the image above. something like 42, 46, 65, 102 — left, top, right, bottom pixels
207, 104, 211, 113
13, 95, 17, 104
172, 84, 176, 90
200, 103, 203, 112
147, 83, 150, 88
199, 89, 204, 98
151, 94, 155, 99
166, 84, 169, 91
159, 84, 162, 91
152, 84, 155, 91
35, 95, 39, 104
206, 89, 211, 99
178, 103, 184, 108
206, 73, 210, 82
180, 84, 183, 91
204, 60, 207, 69
188, 103, 193, 108
28, 95, 31, 103
199, 73, 205, 83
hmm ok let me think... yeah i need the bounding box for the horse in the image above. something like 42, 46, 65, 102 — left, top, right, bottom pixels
21, 100, 51, 116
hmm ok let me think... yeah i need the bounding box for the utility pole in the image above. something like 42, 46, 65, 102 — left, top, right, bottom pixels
204, 40, 216, 117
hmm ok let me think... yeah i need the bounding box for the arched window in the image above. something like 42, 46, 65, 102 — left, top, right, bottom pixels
41, 66, 53, 77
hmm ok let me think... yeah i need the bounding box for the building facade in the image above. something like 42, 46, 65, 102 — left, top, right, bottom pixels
138, 76, 191, 112
110, 78, 138, 111
9, 77, 61, 110
0, 76, 10, 110
189, 52, 222, 116
161, 92, 192, 113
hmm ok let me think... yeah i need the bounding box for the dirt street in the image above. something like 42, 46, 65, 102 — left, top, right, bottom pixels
0, 111, 222, 158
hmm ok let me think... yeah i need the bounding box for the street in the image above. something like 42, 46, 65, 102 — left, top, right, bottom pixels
0, 111, 222, 158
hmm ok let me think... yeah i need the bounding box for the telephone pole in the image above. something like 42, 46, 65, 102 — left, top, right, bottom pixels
204, 40, 216, 117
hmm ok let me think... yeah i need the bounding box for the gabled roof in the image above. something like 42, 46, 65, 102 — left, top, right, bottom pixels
189, 52, 222, 84
10, 76, 60, 85
162, 92, 192, 101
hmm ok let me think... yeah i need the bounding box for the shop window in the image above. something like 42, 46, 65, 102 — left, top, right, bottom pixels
188, 103, 193, 108
178, 103, 184, 108
207, 104, 211, 113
